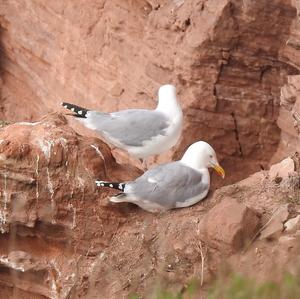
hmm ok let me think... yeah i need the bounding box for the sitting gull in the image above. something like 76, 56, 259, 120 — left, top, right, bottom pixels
95, 141, 225, 213
61, 85, 182, 163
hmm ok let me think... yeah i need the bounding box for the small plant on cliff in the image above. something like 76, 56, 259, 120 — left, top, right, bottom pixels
128, 280, 198, 299
129, 272, 300, 299
207, 272, 300, 299
0, 120, 10, 128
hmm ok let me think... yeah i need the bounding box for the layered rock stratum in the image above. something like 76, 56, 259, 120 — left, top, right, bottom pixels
0, 0, 300, 298
0, 115, 298, 298
1, 0, 299, 178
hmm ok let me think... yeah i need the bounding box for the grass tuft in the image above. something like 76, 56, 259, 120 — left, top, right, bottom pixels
129, 272, 300, 299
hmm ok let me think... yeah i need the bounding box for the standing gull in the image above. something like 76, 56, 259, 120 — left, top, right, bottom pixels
95, 141, 225, 213
61, 84, 182, 162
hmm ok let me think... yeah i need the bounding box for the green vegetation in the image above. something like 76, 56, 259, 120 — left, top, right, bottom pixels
0, 120, 10, 128
129, 273, 300, 299
152, 280, 198, 299
208, 273, 300, 299
128, 279, 199, 299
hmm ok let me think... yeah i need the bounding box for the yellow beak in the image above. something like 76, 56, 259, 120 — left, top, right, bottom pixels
213, 164, 225, 179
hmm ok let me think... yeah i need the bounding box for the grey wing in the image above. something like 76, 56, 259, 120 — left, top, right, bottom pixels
83, 109, 170, 146
128, 162, 208, 210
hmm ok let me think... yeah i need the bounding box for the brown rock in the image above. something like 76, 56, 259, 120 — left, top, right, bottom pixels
274, 75, 300, 161
0, 113, 297, 297
0, 112, 140, 235
269, 157, 296, 181
278, 235, 296, 246
200, 198, 261, 253
0, 251, 51, 297
0, 251, 43, 272
1, 0, 298, 182
284, 215, 300, 233
1, 0, 300, 297
0, 113, 141, 298
259, 204, 290, 240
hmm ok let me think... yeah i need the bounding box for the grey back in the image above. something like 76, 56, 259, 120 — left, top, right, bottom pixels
85, 109, 170, 146
128, 162, 208, 209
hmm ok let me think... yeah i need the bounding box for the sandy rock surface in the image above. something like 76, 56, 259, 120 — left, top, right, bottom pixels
0, 115, 297, 298
0, 0, 300, 298
200, 198, 260, 253
1, 0, 300, 182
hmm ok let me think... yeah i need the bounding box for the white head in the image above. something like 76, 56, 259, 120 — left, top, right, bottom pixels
180, 141, 225, 178
156, 84, 180, 112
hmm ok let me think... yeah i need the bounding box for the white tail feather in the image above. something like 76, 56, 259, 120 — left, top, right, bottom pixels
109, 196, 127, 203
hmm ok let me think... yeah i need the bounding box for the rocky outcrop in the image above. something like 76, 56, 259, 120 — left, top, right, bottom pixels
275, 75, 300, 160
0, 114, 298, 298
259, 204, 290, 240
0, 113, 141, 298
1, 0, 300, 298
274, 0, 300, 160
1, 0, 299, 183
200, 199, 260, 253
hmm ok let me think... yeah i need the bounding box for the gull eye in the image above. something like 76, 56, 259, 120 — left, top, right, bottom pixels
209, 154, 213, 158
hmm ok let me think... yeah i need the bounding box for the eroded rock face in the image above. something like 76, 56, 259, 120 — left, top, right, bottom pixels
269, 157, 295, 181
0, 113, 141, 298
1, 0, 300, 298
0, 113, 135, 238
200, 198, 261, 253
259, 204, 290, 240
284, 214, 300, 232
0, 114, 298, 298
0, 0, 299, 183
274, 0, 300, 161
275, 75, 300, 159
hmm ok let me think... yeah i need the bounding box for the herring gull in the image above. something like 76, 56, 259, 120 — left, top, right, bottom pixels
95, 141, 225, 213
62, 84, 182, 161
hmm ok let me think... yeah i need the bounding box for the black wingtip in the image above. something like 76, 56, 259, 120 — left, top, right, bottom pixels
61, 102, 89, 118
95, 181, 125, 192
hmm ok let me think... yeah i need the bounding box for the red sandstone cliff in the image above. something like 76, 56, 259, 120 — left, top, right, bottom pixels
1, 0, 299, 179
0, 0, 300, 298
0, 114, 298, 298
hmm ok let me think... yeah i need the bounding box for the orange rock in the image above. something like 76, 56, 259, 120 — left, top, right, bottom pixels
0, 112, 140, 242
284, 215, 300, 233
259, 204, 290, 240
1, 0, 298, 180
1, 0, 300, 297
269, 157, 296, 181
200, 198, 261, 253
